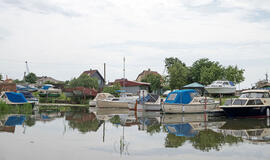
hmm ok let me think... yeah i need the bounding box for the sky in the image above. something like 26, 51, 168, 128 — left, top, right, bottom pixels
0, 0, 270, 89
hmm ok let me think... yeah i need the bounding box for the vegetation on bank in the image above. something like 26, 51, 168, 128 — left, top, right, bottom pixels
0, 102, 33, 115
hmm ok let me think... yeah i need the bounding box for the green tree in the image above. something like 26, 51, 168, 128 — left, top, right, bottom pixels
0, 74, 2, 80
190, 58, 216, 83
165, 57, 183, 70
25, 72, 37, 83
69, 74, 98, 89
224, 65, 245, 84
200, 63, 225, 85
167, 61, 189, 90
103, 82, 121, 97
141, 73, 162, 93
165, 133, 187, 148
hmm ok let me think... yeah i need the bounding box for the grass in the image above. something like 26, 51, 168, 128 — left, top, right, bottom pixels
214, 96, 239, 105
0, 102, 33, 119
39, 106, 72, 112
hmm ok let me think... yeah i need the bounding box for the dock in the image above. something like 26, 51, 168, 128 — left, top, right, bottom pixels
37, 103, 88, 107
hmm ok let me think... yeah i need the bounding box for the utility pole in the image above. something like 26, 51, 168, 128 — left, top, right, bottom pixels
104, 63, 106, 85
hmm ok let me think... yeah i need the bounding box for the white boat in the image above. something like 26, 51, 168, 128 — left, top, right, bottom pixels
162, 89, 219, 113
205, 80, 236, 94
96, 93, 138, 108
89, 93, 115, 107
128, 93, 162, 111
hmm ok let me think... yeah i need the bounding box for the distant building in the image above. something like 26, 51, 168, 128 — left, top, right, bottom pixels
109, 78, 150, 95
36, 76, 63, 86
81, 69, 105, 90
136, 69, 161, 82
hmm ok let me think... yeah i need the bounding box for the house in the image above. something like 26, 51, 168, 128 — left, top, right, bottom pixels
36, 76, 63, 86
136, 69, 161, 82
110, 78, 150, 95
81, 69, 105, 90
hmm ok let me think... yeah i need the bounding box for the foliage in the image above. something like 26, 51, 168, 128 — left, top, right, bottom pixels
224, 65, 245, 83
68, 74, 98, 89
0, 102, 33, 115
165, 57, 190, 90
103, 82, 121, 97
0, 74, 2, 80
167, 57, 245, 86
146, 122, 161, 135
13, 79, 25, 84
141, 73, 163, 93
25, 72, 37, 83
165, 133, 187, 148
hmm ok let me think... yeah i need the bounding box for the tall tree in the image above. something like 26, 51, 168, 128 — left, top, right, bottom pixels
0, 74, 2, 81
190, 58, 216, 83
69, 74, 98, 89
199, 62, 224, 85
141, 73, 163, 93
167, 59, 189, 90
103, 82, 121, 97
224, 65, 245, 83
25, 72, 37, 83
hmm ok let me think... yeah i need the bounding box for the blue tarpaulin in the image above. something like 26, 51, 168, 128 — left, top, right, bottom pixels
4, 115, 26, 126
165, 89, 197, 104
41, 84, 53, 90
5, 92, 28, 103
165, 123, 198, 137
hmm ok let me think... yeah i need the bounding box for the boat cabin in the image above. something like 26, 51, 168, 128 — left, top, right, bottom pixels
165, 89, 200, 104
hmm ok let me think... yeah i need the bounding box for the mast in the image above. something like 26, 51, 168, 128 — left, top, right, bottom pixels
123, 57, 126, 93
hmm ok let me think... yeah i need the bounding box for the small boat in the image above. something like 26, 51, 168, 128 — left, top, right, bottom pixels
0, 92, 28, 105
162, 89, 219, 113
19, 91, 39, 105
39, 84, 61, 98
220, 89, 270, 117
205, 80, 236, 95
96, 93, 138, 108
128, 93, 162, 111
89, 93, 115, 107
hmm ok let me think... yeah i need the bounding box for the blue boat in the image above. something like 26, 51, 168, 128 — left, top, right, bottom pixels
4, 115, 26, 126
19, 91, 39, 105
163, 89, 218, 113
0, 92, 28, 104
165, 123, 199, 137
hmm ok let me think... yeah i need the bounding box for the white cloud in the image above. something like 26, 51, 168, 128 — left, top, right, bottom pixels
0, 0, 270, 88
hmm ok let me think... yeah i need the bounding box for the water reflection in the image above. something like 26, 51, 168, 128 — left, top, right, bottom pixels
1, 106, 270, 159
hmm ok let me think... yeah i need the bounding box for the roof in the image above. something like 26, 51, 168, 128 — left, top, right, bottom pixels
81, 69, 105, 82
183, 82, 204, 88
165, 89, 197, 104
113, 78, 150, 87
136, 69, 161, 81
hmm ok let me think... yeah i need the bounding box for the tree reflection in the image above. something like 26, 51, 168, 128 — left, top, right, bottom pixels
165, 133, 187, 148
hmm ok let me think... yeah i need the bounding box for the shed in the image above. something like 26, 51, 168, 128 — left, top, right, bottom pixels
183, 82, 205, 95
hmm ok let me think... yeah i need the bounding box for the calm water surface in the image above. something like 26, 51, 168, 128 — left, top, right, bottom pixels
1, 107, 270, 160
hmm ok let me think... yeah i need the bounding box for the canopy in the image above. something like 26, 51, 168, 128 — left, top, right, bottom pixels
5, 92, 28, 103
165, 89, 197, 104
4, 115, 26, 126
165, 123, 198, 137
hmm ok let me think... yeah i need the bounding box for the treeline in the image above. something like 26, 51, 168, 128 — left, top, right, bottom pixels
165, 57, 245, 90
141, 57, 245, 92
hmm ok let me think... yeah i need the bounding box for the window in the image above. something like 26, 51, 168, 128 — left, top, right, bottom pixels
167, 93, 177, 101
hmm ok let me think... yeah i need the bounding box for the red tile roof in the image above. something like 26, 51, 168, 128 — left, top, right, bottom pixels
112, 78, 150, 87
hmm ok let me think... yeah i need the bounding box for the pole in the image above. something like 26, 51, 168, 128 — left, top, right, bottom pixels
104, 63, 106, 85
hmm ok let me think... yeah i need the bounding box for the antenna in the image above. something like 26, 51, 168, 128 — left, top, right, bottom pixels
25, 61, 30, 75
123, 57, 126, 93
266, 72, 269, 82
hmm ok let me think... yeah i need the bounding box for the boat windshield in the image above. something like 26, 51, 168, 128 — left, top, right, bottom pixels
240, 92, 270, 98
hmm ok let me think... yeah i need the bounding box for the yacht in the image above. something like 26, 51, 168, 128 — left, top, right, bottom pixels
89, 93, 115, 107
205, 80, 236, 94
220, 89, 270, 117
96, 93, 138, 108
162, 89, 219, 113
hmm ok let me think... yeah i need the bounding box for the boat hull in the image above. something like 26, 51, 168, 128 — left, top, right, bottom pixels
128, 102, 161, 111
96, 100, 129, 108
205, 87, 236, 94
221, 106, 270, 117
162, 103, 218, 113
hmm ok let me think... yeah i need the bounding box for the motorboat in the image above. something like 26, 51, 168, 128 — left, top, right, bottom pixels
205, 80, 236, 95
162, 89, 219, 113
19, 91, 39, 105
96, 93, 138, 108
39, 84, 61, 98
128, 93, 162, 111
89, 93, 115, 107
220, 90, 270, 117
0, 92, 28, 105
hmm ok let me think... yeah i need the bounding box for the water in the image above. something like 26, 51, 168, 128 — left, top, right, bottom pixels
1, 107, 270, 160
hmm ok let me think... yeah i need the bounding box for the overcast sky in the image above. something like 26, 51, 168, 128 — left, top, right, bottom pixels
0, 0, 270, 89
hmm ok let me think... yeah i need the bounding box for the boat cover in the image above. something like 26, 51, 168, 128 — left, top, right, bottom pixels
4, 115, 26, 126
5, 92, 28, 103
20, 91, 34, 98
139, 94, 159, 103
41, 84, 53, 90
164, 89, 196, 104
165, 123, 198, 137
229, 81, 235, 86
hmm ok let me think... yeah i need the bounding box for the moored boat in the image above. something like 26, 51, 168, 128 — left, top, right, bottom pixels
96, 93, 138, 108
0, 92, 28, 105
89, 93, 115, 107
220, 89, 270, 117
205, 80, 236, 95
162, 89, 219, 113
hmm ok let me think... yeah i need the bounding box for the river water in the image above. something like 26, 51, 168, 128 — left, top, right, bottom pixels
1, 107, 270, 160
